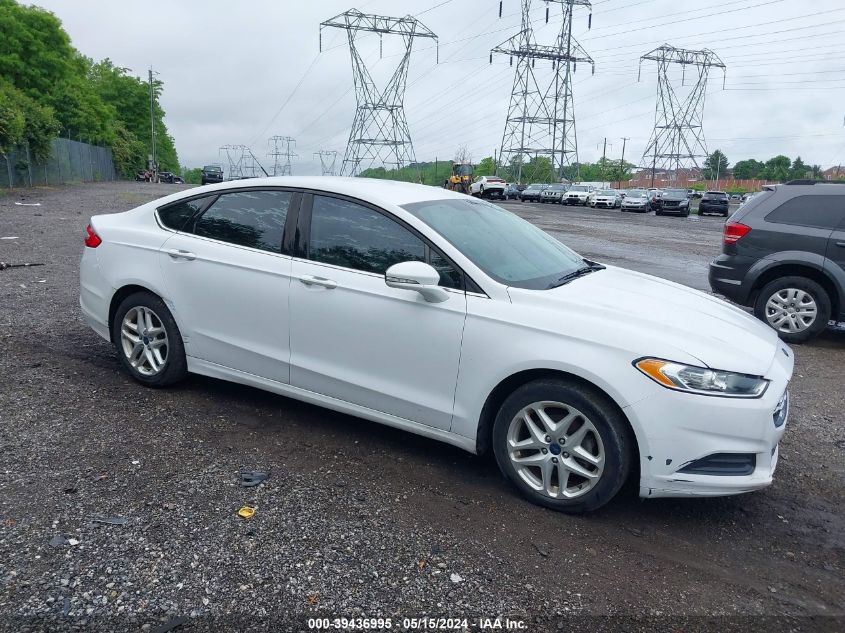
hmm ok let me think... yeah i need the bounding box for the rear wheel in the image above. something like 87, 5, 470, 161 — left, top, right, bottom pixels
753, 276, 831, 343
112, 291, 188, 386
492, 379, 632, 514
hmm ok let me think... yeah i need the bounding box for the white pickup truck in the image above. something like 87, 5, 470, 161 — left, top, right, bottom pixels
470, 176, 507, 199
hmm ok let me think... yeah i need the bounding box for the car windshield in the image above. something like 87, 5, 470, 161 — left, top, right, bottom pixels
597, 190, 615, 196
402, 198, 587, 290
628, 190, 647, 198
526, 184, 546, 190
569, 186, 588, 192
203, 166, 222, 173
547, 184, 567, 191
664, 189, 687, 197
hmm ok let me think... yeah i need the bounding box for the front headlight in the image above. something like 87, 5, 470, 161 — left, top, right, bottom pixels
634, 358, 769, 398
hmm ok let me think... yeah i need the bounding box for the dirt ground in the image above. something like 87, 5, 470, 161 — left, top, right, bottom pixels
0, 182, 843, 632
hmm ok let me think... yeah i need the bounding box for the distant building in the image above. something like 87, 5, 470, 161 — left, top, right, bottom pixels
822, 165, 843, 180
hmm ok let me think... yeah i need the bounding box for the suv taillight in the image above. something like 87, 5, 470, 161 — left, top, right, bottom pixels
723, 221, 750, 245
84, 224, 102, 248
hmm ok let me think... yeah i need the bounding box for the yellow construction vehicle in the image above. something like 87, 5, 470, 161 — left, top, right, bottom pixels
445, 161, 473, 194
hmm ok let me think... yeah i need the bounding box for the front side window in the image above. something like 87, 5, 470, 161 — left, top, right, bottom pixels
309, 195, 425, 274
190, 190, 291, 253
402, 198, 585, 290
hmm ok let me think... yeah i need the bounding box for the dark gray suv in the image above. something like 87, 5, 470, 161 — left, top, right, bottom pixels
709, 180, 845, 343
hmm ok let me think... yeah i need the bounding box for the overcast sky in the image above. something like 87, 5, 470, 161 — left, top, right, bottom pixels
32, 0, 845, 174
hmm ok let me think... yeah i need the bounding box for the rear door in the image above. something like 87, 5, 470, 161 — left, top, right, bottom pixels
159, 188, 299, 383
288, 193, 468, 430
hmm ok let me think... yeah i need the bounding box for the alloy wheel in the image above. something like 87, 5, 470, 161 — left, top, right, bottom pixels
765, 288, 818, 333
506, 401, 605, 499
120, 306, 169, 376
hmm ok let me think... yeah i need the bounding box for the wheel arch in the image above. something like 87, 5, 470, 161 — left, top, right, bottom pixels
108, 284, 166, 342
475, 368, 641, 468
749, 262, 840, 318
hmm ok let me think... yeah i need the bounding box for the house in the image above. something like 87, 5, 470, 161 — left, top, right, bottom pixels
822, 165, 844, 180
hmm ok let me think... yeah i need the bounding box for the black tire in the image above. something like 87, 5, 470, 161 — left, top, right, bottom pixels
492, 378, 633, 514
111, 291, 188, 386
753, 276, 831, 344
655, 211, 663, 216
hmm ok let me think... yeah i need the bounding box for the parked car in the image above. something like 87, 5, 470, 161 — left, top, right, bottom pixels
519, 183, 548, 202
503, 183, 521, 200
709, 180, 845, 343
621, 189, 650, 212
690, 190, 703, 199
590, 189, 621, 209
699, 191, 730, 217
731, 194, 742, 201
470, 176, 507, 199
80, 177, 792, 514
563, 185, 593, 206
201, 165, 224, 185
540, 183, 568, 204
158, 171, 184, 185
655, 188, 691, 217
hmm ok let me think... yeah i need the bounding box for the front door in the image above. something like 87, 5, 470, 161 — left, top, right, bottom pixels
289, 194, 467, 430
159, 189, 296, 383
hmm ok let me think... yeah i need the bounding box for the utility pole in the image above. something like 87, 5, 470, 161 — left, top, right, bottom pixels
493, 1, 594, 183
148, 67, 158, 180
600, 137, 607, 182
639, 45, 726, 185
619, 137, 629, 189
319, 10, 438, 176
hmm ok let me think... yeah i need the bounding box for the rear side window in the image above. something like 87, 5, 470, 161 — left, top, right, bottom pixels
190, 190, 292, 253
765, 195, 845, 230
308, 195, 425, 274
158, 197, 209, 231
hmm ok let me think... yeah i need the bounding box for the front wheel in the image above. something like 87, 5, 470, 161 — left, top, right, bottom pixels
492, 379, 633, 514
112, 291, 188, 386
753, 277, 831, 343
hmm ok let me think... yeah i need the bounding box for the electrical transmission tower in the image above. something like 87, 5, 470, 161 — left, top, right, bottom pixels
492, 0, 594, 183
320, 10, 438, 176
268, 136, 297, 176
314, 150, 340, 176
638, 45, 726, 184
219, 144, 269, 180
219, 144, 247, 180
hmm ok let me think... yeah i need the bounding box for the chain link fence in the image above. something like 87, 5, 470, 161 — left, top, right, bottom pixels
1, 138, 117, 189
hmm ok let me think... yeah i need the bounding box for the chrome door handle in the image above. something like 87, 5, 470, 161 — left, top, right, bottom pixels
298, 275, 337, 289
167, 249, 196, 261
836, 241, 845, 248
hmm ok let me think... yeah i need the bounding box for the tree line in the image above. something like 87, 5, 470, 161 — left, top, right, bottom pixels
0, 0, 178, 177
701, 150, 832, 182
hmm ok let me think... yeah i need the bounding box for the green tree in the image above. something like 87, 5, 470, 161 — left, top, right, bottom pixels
763, 155, 791, 182
475, 156, 496, 176
732, 159, 765, 180
181, 167, 203, 184
702, 149, 729, 180
789, 156, 809, 180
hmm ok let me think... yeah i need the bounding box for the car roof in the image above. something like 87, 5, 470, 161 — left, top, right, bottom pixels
183, 176, 469, 207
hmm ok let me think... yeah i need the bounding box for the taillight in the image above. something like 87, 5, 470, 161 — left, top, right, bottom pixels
723, 221, 750, 245
84, 224, 102, 248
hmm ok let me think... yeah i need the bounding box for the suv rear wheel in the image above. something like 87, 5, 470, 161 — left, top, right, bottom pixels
753, 276, 831, 343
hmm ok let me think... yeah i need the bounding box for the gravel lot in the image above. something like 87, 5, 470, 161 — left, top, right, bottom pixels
1, 182, 843, 632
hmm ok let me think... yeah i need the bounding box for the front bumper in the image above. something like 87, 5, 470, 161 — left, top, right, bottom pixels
626, 343, 793, 499
594, 200, 616, 208
699, 203, 728, 214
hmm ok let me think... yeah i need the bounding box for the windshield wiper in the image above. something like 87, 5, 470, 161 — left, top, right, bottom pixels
547, 260, 606, 289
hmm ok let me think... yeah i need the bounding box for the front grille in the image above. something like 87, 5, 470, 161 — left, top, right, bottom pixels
663, 201, 679, 207
677, 453, 756, 476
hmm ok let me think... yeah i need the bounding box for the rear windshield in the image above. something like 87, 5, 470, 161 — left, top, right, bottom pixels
704, 191, 728, 198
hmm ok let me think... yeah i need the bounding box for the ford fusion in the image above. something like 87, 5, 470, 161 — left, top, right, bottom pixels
80, 177, 792, 513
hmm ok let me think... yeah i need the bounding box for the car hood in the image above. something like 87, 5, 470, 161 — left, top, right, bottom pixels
508, 266, 779, 376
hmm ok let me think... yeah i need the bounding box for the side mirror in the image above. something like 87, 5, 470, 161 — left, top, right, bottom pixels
385, 261, 449, 303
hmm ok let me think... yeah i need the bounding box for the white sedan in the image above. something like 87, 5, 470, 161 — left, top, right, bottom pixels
80, 177, 792, 513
